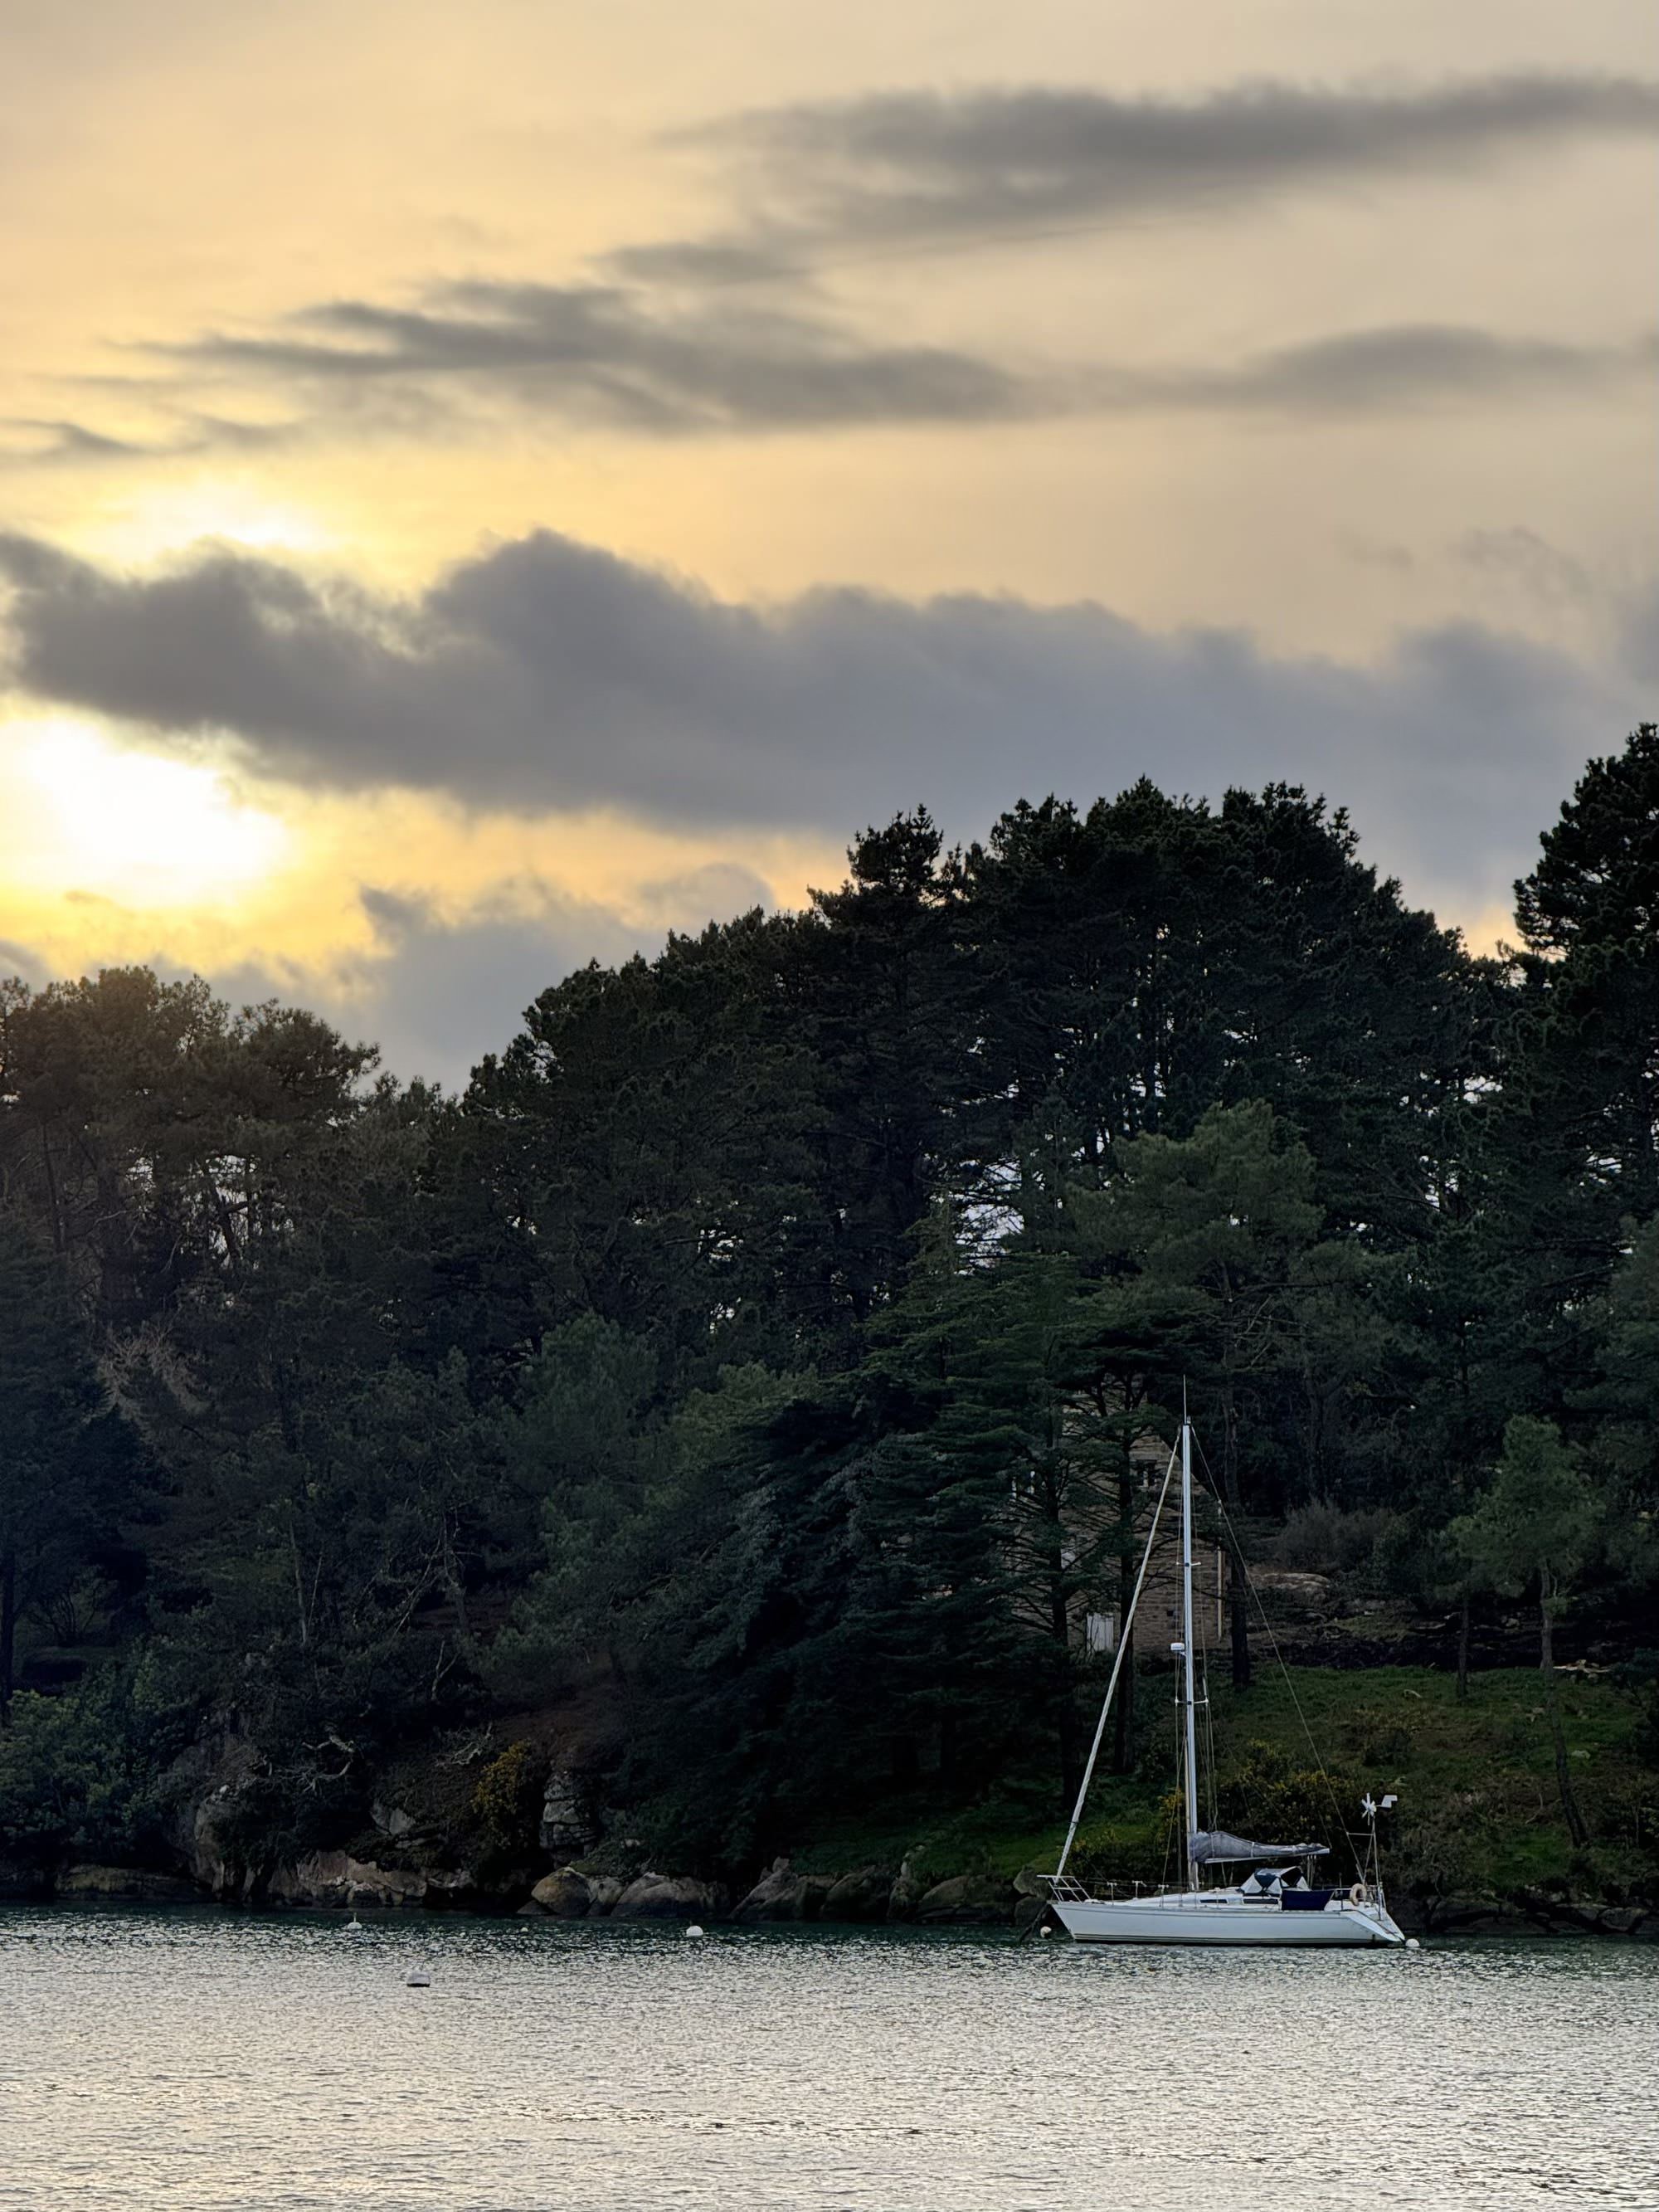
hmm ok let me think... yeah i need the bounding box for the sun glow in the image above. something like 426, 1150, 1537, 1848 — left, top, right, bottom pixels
12, 723, 290, 908
87, 482, 332, 566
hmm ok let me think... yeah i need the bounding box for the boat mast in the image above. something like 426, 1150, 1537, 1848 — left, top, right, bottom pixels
1180, 1406, 1200, 1890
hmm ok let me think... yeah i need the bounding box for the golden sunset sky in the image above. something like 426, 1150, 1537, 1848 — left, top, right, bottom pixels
2, 0, 1653, 1080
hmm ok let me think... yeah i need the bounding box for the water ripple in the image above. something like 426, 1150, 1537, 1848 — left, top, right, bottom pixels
2, 1909, 1657, 2210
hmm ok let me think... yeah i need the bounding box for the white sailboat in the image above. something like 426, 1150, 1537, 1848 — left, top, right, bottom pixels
1047, 1411, 1406, 1949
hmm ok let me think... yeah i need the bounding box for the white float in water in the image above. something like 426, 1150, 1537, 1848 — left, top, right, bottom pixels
405, 1971, 431, 1987
1405, 1938, 1421, 1951
344, 1916, 364, 1932
684, 1924, 705, 1938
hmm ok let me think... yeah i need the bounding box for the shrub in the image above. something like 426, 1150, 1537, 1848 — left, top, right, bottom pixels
1214, 1740, 1355, 1854
1274, 1503, 1398, 1577
469, 1739, 543, 1854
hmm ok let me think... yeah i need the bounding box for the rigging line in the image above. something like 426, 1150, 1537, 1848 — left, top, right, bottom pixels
1191, 1430, 1360, 1873
1053, 1436, 1178, 1879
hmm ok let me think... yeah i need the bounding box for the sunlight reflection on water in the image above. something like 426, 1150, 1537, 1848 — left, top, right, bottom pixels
2, 1907, 1657, 2211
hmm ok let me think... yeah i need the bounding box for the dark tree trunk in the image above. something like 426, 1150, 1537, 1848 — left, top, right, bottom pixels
0, 1544, 16, 1726
1539, 1569, 1588, 1847
1456, 1591, 1471, 1703
1112, 1461, 1137, 1772
1112, 1621, 1136, 1774
1221, 1384, 1252, 1692
1049, 1556, 1080, 1805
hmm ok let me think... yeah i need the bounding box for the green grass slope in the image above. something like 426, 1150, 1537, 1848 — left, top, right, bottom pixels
795, 1667, 1658, 1913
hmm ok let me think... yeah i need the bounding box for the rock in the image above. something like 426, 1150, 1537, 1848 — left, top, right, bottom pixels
1250, 1569, 1335, 1617
886, 1851, 928, 1921
372, 1800, 416, 1841
915, 1873, 1019, 1926
264, 1854, 478, 1910
528, 1869, 591, 1919
57, 1864, 202, 1903
612, 1873, 727, 1922
1012, 1866, 1053, 1899
583, 1875, 625, 1916
1593, 1907, 1659, 1940
539, 1767, 599, 1857
823, 1868, 896, 1922
157, 1727, 261, 1898
731, 1865, 836, 1922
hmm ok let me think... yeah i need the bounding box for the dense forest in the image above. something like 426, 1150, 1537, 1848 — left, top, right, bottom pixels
2, 728, 1657, 1902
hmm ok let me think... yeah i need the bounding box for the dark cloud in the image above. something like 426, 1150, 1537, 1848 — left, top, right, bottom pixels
0, 419, 153, 463
0, 410, 300, 470
348, 885, 646, 1083
687, 74, 1659, 243
1618, 582, 1659, 685
147, 280, 1647, 446
1, 529, 1647, 923
170, 280, 1033, 435
222, 869, 776, 1088
9, 73, 1652, 462
1078, 325, 1647, 417
1454, 525, 1596, 607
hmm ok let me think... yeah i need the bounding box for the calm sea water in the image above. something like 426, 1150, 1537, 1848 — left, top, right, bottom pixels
2, 1907, 1657, 2211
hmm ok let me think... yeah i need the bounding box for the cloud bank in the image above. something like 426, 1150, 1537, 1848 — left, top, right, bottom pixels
141, 285, 1648, 444
11, 71, 1648, 460
689, 74, 1659, 241
2, 529, 1647, 924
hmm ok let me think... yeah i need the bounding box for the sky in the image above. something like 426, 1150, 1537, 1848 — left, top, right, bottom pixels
1, 0, 1653, 1085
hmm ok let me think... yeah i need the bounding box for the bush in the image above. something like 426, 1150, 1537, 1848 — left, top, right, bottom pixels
1274, 1503, 1398, 1577
1214, 1740, 1355, 1854
469, 1739, 543, 1854
0, 1667, 193, 1866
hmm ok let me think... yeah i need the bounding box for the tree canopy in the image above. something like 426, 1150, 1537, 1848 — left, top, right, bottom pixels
2, 739, 1657, 1881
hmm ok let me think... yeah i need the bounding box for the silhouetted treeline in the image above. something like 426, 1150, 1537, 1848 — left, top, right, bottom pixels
2, 737, 1657, 1871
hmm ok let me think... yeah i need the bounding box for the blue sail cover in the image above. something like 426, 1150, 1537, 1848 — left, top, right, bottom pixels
1190, 1830, 1330, 1864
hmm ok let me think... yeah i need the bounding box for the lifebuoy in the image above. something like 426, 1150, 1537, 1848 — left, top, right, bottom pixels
1349, 1882, 1367, 1907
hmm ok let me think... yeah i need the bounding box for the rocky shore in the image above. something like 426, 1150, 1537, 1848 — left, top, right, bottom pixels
4, 1725, 1653, 1942
10, 1849, 1659, 1942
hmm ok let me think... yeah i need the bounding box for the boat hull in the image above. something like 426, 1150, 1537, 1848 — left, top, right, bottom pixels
1053, 1892, 1406, 1948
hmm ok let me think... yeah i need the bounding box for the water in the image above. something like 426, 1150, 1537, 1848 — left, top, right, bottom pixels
2, 1907, 1657, 2211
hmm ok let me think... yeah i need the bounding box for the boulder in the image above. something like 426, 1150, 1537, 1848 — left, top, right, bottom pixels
265, 1854, 478, 1910
824, 1868, 897, 1922
57, 1864, 202, 1903
528, 1869, 591, 1919
612, 1873, 727, 1921
731, 1864, 837, 1922
1250, 1569, 1335, 1618
584, 1874, 625, 1916
915, 1873, 1019, 1926
1595, 1907, 1659, 1940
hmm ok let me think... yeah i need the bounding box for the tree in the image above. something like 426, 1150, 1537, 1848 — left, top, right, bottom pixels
1476, 725, 1659, 1420
1084, 1101, 1369, 1688
0, 1225, 106, 1721
1450, 1415, 1598, 1845
956, 783, 1478, 1246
